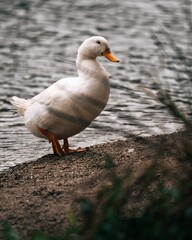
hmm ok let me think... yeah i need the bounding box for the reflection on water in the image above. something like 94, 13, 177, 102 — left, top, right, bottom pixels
0, 0, 188, 171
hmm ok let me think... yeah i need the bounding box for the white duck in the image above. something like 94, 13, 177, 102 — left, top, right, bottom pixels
10, 36, 119, 156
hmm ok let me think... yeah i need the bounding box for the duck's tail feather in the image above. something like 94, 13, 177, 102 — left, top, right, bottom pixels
10, 96, 30, 116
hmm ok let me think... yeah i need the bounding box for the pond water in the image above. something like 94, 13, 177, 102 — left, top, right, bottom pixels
0, 0, 190, 171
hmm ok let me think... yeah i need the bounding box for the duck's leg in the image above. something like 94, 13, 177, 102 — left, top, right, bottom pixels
39, 128, 64, 156
63, 138, 87, 153
63, 138, 70, 153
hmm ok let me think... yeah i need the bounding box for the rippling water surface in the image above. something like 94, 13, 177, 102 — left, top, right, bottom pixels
0, 0, 190, 171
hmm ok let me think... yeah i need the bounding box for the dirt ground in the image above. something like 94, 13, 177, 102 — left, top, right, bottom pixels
0, 132, 192, 239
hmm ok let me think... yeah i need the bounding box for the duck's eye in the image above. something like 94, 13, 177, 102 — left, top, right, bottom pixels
96, 40, 101, 44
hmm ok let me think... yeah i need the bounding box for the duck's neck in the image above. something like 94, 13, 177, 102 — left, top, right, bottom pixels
76, 55, 109, 81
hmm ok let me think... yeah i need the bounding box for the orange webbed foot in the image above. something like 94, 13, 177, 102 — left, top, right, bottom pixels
62, 138, 87, 154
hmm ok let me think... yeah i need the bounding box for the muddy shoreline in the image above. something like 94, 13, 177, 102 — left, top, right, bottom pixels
0, 132, 191, 239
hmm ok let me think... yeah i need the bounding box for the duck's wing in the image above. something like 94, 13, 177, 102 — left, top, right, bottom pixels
30, 77, 78, 107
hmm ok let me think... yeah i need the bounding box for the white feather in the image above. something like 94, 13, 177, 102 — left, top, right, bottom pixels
10, 96, 30, 116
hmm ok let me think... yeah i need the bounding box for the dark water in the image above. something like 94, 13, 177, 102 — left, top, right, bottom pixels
0, 0, 190, 171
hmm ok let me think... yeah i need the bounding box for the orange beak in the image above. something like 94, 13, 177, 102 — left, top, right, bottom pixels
102, 49, 120, 62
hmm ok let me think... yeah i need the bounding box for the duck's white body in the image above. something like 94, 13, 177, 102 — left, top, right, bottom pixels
20, 62, 109, 140
11, 36, 119, 155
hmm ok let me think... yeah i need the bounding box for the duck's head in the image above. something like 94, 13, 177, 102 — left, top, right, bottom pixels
78, 36, 120, 62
